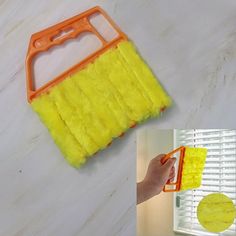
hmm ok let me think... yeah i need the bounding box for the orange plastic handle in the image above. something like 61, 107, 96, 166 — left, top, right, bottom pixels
25, 6, 128, 102
161, 146, 186, 192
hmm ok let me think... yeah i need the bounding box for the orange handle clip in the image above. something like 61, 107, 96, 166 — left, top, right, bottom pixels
25, 6, 128, 103
161, 146, 186, 192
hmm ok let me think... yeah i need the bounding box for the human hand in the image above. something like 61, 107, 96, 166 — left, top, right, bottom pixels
137, 154, 176, 204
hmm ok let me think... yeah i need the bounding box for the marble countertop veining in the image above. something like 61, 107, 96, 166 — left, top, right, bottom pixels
0, 0, 236, 235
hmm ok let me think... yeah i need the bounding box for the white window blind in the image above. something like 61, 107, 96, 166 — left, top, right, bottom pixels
174, 129, 236, 236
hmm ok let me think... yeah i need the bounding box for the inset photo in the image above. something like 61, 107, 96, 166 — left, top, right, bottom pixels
137, 129, 236, 236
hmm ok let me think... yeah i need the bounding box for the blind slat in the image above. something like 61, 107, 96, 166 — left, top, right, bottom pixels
175, 129, 236, 236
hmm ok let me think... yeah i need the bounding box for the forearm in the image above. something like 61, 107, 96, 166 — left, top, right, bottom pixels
137, 180, 161, 204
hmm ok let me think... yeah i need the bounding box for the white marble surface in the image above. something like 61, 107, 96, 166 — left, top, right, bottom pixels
1, 0, 236, 236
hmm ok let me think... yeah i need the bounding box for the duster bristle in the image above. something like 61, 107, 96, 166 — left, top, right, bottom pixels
32, 40, 171, 167
180, 147, 207, 190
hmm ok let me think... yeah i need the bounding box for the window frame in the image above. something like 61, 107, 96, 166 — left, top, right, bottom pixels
173, 129, 236, 236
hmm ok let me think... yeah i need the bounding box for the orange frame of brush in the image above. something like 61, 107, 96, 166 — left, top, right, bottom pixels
25, 6, 128, 103
161, 146, 186, 192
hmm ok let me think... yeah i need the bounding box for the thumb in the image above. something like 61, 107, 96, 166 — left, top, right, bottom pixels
162, 158, 176, 171
151, 154, 166, 165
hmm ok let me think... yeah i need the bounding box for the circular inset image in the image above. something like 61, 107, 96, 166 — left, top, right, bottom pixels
197, 193, 235, 233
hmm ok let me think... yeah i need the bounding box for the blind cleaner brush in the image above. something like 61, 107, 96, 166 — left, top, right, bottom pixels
26, 6, 171, 167
161, 146, 207, 192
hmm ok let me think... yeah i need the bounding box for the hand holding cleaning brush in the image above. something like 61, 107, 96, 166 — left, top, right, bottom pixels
137, 146, 207, 204
137, 154, 176, 204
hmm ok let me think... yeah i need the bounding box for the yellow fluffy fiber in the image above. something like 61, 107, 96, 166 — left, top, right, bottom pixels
180, 147, 207, 190
197, 193, 236, 233
32, 40, 171, 167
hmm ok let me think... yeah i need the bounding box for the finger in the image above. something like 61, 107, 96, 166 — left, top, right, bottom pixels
162, 158, 176, 171
169, 171, 175, 179
169, 177, 175, 182
169, 166, 175, 175
170, 166, 175, 174
154, 154, 166, 161
152, 154, 166, 164
169, 169, 175, 177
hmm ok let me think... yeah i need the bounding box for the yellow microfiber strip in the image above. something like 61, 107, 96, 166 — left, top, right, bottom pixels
180, 147, 207, 190
32, 40, 172, 167
31, 95, 87, 167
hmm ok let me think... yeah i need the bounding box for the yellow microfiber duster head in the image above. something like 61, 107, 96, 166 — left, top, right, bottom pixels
197, 193, 236, 233
27, 7, 171, 168
180, 147, 207, 190
162, 146, 207, 192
